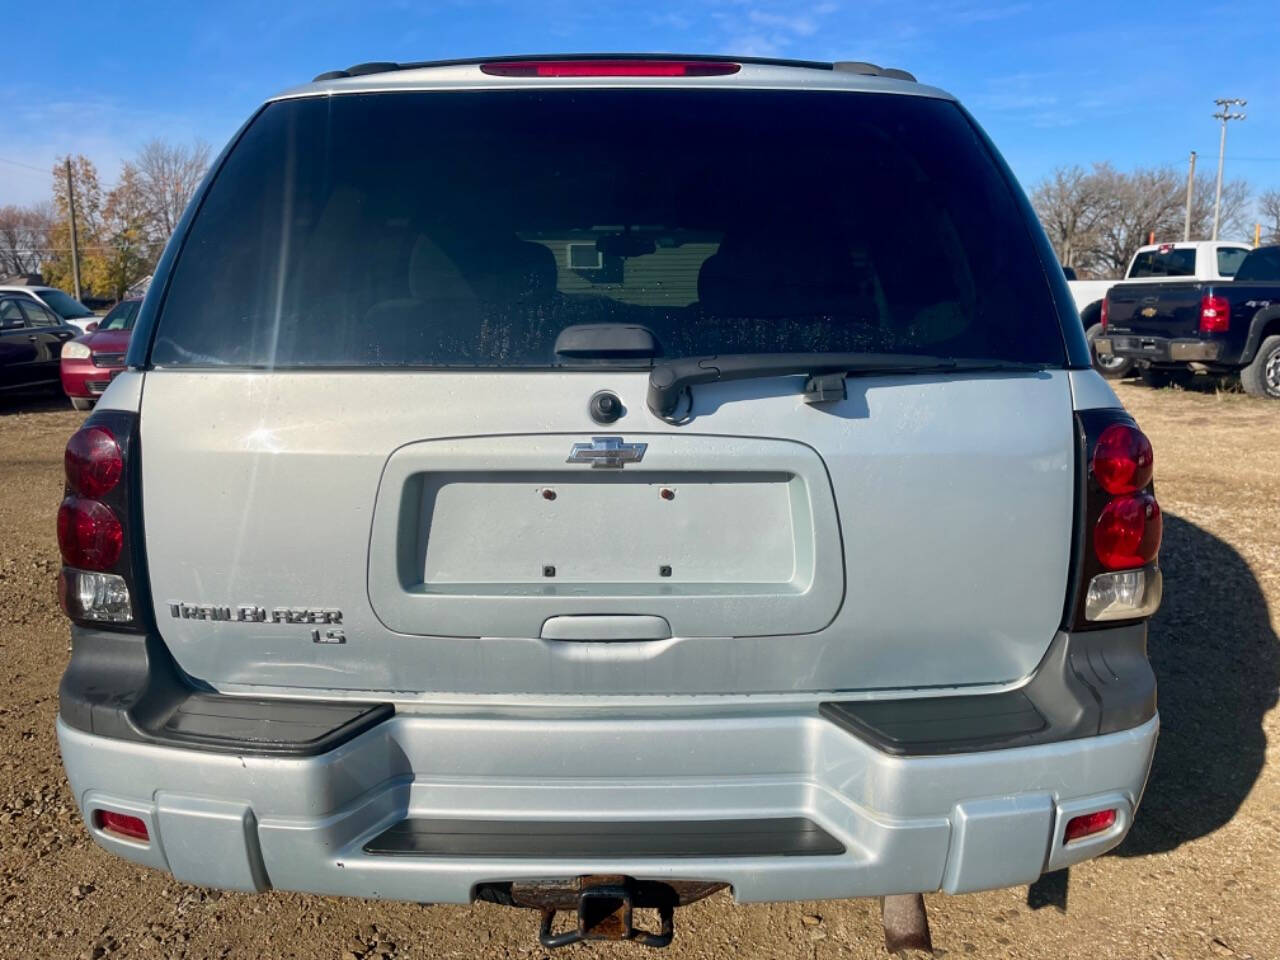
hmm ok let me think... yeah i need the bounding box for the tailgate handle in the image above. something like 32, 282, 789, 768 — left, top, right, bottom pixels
540, 616, 672, 642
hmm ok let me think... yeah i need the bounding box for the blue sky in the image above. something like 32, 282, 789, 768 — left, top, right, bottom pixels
2, 0, 1278, 220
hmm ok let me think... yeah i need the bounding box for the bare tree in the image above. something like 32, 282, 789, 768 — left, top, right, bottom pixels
1029, 166, 1107, 270
1032, 163, 1254, 278
134, 139, 211, 239
1259, 189, 1280, 245
0, 203, 55, 277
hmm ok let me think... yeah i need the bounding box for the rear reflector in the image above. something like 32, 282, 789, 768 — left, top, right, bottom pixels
93, 810, 149, 843
1064, 808, 1116, 842
480, 60, 741, 78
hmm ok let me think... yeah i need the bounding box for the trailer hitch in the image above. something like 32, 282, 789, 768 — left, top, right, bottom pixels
479, 875, 726, 950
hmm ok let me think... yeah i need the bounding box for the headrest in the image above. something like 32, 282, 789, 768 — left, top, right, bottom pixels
698, 234, 864, 318
468, 239, 558, 304
408, 235, 477, 303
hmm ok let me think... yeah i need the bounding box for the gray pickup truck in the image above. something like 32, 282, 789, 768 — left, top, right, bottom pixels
54, 55, 1162, 952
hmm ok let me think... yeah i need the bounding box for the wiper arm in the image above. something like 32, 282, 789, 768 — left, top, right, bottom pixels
646, 352, 1048, 422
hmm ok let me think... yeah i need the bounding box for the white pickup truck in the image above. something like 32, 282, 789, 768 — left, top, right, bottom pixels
1071, 241, 1251, 377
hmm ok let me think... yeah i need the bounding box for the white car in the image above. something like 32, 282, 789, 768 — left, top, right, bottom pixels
1068, 242, 1250, 377
0, 285, 99, 333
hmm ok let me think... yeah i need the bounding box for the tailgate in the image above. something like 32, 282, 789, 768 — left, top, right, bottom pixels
139, 370, 1075, 696
1106, 281, 1203, 337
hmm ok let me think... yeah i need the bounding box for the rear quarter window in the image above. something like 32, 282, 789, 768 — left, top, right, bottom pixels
1216, 247, 1249, 277
151, 89, 1066, 369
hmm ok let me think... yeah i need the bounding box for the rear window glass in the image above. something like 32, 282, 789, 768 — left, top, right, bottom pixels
1128, 248, 1196, 278
1216, 247, 1248, 277
152, 90, 1065, 368
38, 288, 94, 319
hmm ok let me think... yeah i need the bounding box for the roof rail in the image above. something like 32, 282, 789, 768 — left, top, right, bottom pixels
312, 54, 917, 84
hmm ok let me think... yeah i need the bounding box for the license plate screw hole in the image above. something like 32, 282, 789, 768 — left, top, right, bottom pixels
543, 565, 556, 578
541, 488, 557, 501
659, 487, 675, 501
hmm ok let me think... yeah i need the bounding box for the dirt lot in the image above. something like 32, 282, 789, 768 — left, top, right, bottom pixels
0, 382, 1276, 960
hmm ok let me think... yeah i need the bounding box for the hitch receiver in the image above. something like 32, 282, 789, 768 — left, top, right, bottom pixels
498, 875, 726, 950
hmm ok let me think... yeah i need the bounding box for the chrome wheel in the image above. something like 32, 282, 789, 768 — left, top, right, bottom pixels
1266, 347, 1280, 396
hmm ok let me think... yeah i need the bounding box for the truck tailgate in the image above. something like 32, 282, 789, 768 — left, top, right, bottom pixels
1105, 281, 1203, 337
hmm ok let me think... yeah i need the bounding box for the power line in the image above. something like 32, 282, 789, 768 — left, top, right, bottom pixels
0, 155, 51, 174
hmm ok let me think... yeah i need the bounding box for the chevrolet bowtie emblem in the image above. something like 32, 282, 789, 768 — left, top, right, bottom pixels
567, 436, 648, 469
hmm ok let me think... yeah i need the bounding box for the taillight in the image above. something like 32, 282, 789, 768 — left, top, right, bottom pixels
1065, 412, 1163, 628
64, 425, 123, 498
1093, 494, 1161, 569
1199, 294, 1230, 333
480, 59, 741, 78
1091, 423, 1153, 494
57, 497, 123, 569
1100, 295, 1109, 330
57, 412, 143, 630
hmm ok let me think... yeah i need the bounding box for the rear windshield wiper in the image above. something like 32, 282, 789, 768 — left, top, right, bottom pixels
646, 353, 1050, 422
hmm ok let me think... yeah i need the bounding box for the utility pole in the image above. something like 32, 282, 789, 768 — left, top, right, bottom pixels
1211, 98, 1246, 241
64, 159, 82, 300
1182, 151, 1196, 241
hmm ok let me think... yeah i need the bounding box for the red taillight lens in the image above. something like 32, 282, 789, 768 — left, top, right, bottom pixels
93, 810, 149, 842
480, 59, 741, 78
1199, 294, 1230, 333
1094, 494, 1162, 570
57, 496, 123, 570
65, 425, 123, 498
1064, 809, 1116, 842
1100, 295, 1109, 330
1091, 423, 1154, 495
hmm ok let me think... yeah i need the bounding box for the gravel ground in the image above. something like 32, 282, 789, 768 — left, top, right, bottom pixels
0, 381, 1276, 960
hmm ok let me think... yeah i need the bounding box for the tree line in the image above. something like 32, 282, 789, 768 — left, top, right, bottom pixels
0, 140, 209, 301
1031, 163, 1280, 279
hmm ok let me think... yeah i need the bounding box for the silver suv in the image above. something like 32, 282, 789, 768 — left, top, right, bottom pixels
55, 55, 1161, 951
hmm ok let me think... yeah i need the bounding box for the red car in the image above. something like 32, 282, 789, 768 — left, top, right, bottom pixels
60, 299, 141, 410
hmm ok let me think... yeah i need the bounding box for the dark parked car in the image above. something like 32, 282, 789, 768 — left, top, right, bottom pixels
1097, 244, 1280, 396
0, 295, 80, 397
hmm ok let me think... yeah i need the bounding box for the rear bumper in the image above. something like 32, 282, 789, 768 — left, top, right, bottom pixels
57, 710, 1157, 903
57, 626, 1158, 903
1095, 334, 1225, 363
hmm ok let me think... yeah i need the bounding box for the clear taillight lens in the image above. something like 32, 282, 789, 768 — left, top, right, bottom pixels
1085, 566, 1162, 621
59, 568, 132, 623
